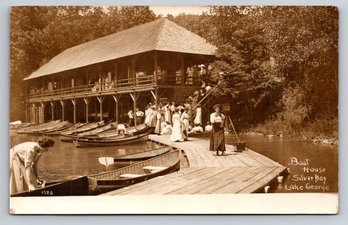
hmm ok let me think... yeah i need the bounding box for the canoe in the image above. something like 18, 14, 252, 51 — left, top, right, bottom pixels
17, 120, 61, 134
27, 121, 73, 135
10, 176, 89, 197
60, 121, 105, 142
88, 149, 181, 194
73, 131, 150, 147
45, 122, 86, 136
114, 146, 171, 162
76, 122, 118, 137
99, 146, 172, 169
80, 124, 153, 140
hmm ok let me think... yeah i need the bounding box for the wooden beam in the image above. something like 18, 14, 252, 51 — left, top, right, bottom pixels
155, 87, 159, 107
154, 51, 158, 86
113, 95, 119, 122
114, 62, 118, 88
97, 96, 104, 121
150, 90, 156, 101
180, 53, 185, 86
50, 101, 54, 121
71, 99, 76, 124
129, 93, 135, 102
83, 98, 89, 122
60, 100, 65, 121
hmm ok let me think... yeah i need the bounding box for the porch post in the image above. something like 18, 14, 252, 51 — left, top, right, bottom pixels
50, 101, 54, 121
114, 62, 118, 88
71, 99, 76, 124
180, 53, 185, 86
113, 95, 119, 122
154, 51, 159, 107
60, 100, 65, 121
97, 96, 104, 121
83, 98, 89, 122
40, 102, 44, 124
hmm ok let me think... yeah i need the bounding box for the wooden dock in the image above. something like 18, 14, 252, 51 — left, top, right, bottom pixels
103, 135, 287, 195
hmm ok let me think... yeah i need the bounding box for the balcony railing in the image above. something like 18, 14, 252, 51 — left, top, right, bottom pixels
28, 74, 155, 100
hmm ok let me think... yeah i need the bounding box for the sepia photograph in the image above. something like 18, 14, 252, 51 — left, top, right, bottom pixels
9, 5, 338, 214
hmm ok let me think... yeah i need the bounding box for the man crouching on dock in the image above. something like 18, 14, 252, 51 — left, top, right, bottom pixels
10, 137, 55, 194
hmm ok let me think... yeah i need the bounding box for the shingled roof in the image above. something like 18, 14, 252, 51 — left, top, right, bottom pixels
24, 18, 216, 80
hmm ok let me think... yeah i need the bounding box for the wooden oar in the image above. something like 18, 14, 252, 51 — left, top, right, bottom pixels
98, 157, 114, 167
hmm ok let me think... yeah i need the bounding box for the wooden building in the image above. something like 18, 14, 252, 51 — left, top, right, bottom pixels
24, 18, 216, 124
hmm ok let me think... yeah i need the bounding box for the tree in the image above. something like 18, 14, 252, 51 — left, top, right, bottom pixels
10, 6, 156, 121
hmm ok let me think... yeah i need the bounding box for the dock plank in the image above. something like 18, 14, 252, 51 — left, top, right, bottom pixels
103, 135, 287, 195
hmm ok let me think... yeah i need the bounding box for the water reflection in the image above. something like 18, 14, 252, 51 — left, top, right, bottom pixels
226, 135, 338, 193
10, 134, 161, 182
10, 133, 338, 193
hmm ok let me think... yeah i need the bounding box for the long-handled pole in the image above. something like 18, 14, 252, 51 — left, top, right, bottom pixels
228, 116, 240, 142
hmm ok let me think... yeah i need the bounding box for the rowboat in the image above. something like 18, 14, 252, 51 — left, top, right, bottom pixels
76, 122, 118, 137
10, 176, 89, 197
73, 131, 150, 147
98, 146, 172, 169
17, 120, 61, 134
88, 149, 181, 194
45, 122, 86, 136
27, 121, 73, 135
60, 121, 105, 142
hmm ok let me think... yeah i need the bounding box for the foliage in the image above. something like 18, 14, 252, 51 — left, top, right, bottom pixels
167, 6, 338, 137
10, 6, 156, 121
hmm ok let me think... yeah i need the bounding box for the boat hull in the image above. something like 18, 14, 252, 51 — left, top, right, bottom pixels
88, 150, 181, 194
73, 132, 149, 147
10, 176, 89, 197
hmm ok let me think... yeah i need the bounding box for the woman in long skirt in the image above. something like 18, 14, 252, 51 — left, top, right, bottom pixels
193, 104, 202, 126
209, 104, 226, 156
181, 108, 190, 141
154, 107, 163, 135
170, 108, 184, 142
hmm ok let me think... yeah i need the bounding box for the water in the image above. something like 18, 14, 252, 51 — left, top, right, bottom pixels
225, 134, 338, 193
10, 134, 161, 182
10, 133, 338, 193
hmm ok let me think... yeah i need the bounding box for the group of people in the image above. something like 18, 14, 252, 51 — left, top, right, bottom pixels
9, 103, 227, 195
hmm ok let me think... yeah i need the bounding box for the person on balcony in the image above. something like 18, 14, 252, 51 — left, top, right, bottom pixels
10, 137, 55, 194
209, 104, 226, 156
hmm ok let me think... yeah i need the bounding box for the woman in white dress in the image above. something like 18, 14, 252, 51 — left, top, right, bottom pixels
144, 105, 152, 126
154, 107, 163, 135
164, 104, 172, 124
170, 108, 184, 142
10, 137, 55, 194
193, 104, 202, 126
181, 108, 190, 141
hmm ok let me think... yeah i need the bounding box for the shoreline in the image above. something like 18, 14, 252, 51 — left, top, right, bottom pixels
241, 131, 338, 146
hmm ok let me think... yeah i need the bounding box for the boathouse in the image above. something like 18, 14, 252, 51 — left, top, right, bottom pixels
24, 18, 216, 124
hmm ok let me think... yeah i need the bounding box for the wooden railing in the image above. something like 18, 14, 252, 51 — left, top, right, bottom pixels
28, 75, 156, 99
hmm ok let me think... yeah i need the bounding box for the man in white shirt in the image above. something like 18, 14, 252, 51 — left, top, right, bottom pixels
135, 108, 145, 125
128, 110, 134, 126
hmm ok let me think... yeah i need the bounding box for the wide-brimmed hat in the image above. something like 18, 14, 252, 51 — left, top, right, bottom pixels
213, 104, 221, 110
